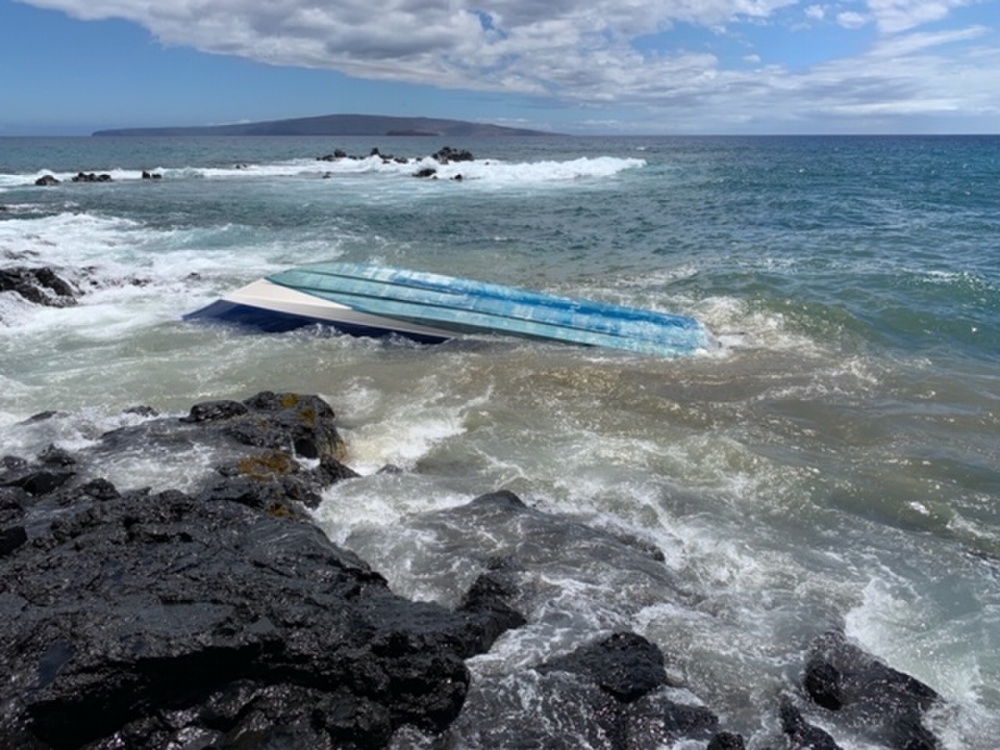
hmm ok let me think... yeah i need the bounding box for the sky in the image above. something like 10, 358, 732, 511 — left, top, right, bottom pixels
1, 0, 997, 135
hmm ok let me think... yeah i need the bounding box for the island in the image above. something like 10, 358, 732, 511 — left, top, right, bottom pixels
92, 113, 555, 138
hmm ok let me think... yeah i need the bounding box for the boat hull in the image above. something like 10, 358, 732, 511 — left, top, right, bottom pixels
268, 263, 712, 357
187, 264, 713, 357
183, 278, 454, 343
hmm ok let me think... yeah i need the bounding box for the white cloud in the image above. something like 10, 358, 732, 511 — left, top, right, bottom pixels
864, 0, 974, 34
12, 0, 805, 96
836, 11, 869, 28
869, 24, 990, 56
16, 0, 1000, 132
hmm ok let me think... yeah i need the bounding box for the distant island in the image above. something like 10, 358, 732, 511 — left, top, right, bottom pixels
92, 114, 554, 138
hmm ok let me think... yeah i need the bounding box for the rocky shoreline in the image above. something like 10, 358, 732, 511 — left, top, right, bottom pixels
25, 145, 477, 187
2, 392, 945, 749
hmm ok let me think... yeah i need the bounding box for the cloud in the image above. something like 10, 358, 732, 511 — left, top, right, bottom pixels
864, 0, 974, 34
17, 0, 1000, 131
805, 5, 826, 21
12, 0, 805, 96
836, 11, 869, 29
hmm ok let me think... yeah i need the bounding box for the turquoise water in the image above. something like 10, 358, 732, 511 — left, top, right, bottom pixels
2, 134, 999, 746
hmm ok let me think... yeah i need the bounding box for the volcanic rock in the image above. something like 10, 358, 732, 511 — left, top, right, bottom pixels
0, 267, 79, 306
0, 392, 527, 749
433, 146, 474, 163
781, 700, 842, 750
71, 171, 112, 182
802, 630, 941, 749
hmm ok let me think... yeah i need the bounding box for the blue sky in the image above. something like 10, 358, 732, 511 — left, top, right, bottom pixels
2, 0, 997, 135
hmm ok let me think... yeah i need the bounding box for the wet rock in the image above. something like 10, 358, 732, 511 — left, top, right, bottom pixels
802, 630, 942, 749
180, 398, 250, 423
0, 485, 27, 525
538, 632, 668, 703
35, 174, 60, 186
781, 699, 842, 750
91, 391, 356, 502
707, 731, 746, 749
414, 167, 437, 179
75, 477, 120, 502
242, 390, 346, 460
71, 171, 113, 182
0, 267, 79, 307
17, 410, 66, 424
38, 444, 76, 467
2, 454, 30, 474
0, 387, 528, 749
0, 524, 27, 556
445, 630, 720, 750
0, 391, 527, 747
1, 468, 75, 496
317, 148, 349, 161
535, 632, 720, 748
0, 483, 518, 748
454, 559, 527, 656
141, 170, 162, 179
123, 404, 159, 418
433, 146, 474, 163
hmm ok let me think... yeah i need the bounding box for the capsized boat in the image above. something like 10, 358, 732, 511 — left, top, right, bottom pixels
185, 262, 713, 357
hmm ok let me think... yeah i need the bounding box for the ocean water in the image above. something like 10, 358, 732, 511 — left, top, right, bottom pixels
2, 134, 999, 747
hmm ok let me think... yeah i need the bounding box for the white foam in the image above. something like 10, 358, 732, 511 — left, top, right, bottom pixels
0, 210, 316, 338
311, 474, 471, 547
1, 153, 647, 188
844, 576, 999, 713
150, 153, 650, 187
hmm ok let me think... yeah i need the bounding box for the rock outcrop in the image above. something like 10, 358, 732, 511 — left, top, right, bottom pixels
0, 392, 525, 749
0, 267, 79, 307
0, 393, 951, 749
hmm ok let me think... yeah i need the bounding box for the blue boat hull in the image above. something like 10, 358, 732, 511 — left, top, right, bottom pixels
187, 263, 713, 357
268, 263, 712, 357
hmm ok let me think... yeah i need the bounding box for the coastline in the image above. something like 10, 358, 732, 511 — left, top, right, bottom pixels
1, 391, 945, 749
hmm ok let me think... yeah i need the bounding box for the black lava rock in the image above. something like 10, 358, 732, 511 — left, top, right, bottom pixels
538, 632, 668, 703
803, 630, 942, 750
0, 482, 522, 748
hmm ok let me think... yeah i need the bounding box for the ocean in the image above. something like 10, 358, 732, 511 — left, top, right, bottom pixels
2, 134, 998, 747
